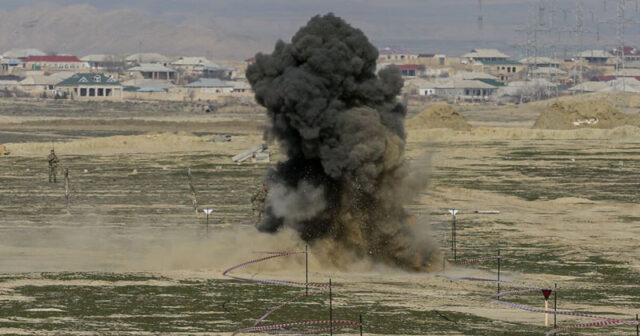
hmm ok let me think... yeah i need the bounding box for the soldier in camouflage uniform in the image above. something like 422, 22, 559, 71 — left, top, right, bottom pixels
47, 149, 59, 183
250, 183, 268, 226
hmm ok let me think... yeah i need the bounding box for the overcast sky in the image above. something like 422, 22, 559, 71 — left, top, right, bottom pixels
1, 0, 639, 58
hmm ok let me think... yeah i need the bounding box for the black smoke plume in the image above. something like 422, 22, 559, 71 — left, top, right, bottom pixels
247, 13, 438, 270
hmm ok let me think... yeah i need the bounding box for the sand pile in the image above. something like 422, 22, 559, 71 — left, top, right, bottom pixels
534, 99, 629, 129
407, 103, 471, 130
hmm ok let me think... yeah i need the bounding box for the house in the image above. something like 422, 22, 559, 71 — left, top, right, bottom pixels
611, 46, 640, 63
1, 59, 22, 74
418, 53, 447, 67
497, 79, 557, 103
462, 49, 510, 62
403, 78, 436, 96
121, 79, 175, 91
184, 78, 251, 100
125, 53, 171, 66
452, 71, 498, 81
530, 67, 567, 78
575, 50, 614, 64
2, 48, 46, 59
82, 54, 125, 71
417, 78, 498, 101
171, 57, 217, 75
202, 64, 235, 80
128, 63, 176, 81
23, 55, 86, 72
186, 78, 235, 93
378, 47, 418, 62
518, 57, 561, 68
55, 73, 123, 101
19, 72, 75, 96
395, 64, 425, 77
122, 79, 177, 101
474, 60, 523, 82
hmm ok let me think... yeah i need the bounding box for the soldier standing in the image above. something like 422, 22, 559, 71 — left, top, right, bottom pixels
250, 183, 268, 226
47, 149, 59, 183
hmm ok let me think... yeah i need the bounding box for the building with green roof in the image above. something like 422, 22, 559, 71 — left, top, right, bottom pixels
55, 73, 123, 101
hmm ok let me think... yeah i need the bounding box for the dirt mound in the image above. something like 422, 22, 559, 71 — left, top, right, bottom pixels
534, 100, 629, 129
407, 103, 471, 130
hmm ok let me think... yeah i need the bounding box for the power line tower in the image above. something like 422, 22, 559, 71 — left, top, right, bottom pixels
615, 0, 627, 108
477, 0, 484, 45
574, 0, 585, 87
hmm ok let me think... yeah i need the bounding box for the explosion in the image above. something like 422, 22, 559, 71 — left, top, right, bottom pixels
246, 13, 438, 270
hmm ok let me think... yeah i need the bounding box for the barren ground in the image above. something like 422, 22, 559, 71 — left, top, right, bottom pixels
0, 98, 639, 335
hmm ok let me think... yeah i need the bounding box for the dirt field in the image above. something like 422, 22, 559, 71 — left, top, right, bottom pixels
1, 98, 639, 335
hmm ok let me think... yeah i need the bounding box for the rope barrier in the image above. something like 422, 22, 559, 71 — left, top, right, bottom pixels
223, 251, 362, 335
441, 254, 640, 335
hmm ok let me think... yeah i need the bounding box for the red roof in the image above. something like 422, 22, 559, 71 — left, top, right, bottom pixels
245, 56, 255, 63
396, 64, 421, 70
24, 55, 82, 63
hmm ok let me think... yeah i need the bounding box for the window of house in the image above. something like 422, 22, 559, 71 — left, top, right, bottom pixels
106, 88, 112, 96
97, 88, 104, 96
89, 88, 95, 96
80, 88, 87, 96
74, 88, 78, 95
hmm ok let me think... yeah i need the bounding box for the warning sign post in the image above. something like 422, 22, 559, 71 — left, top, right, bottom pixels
542, 289, 552, 326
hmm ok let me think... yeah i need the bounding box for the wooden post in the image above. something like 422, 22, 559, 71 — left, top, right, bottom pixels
187, 168, 198, 214
359, 313, 363, 336
497, 249, 501, 293
305, 245, 309, 296
329, 278, 333, 336
636, 313, 638, 336
64, 168, 70, 211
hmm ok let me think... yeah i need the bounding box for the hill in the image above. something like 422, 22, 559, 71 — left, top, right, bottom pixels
0, 3, 266, 60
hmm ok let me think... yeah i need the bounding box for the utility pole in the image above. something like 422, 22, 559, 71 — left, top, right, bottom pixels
477, 0, 484, 45
615, 0, 626, 109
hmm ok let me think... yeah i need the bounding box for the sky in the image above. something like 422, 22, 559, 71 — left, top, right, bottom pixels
1, 0, 639, 58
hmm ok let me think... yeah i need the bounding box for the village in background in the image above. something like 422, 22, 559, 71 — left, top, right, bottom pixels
0, 45, 638, 108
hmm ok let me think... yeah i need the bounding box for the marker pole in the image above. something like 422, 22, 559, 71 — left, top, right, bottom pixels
359, 313, 363, 336
554, 283, 557, 329
497, 249, 501, 294
545, 299, 549, 326
205, 212, 209, 235
636, 313, 638, 336
305, 245, 309, 296
452, 214, 457, 261
329, 278, 333, 336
